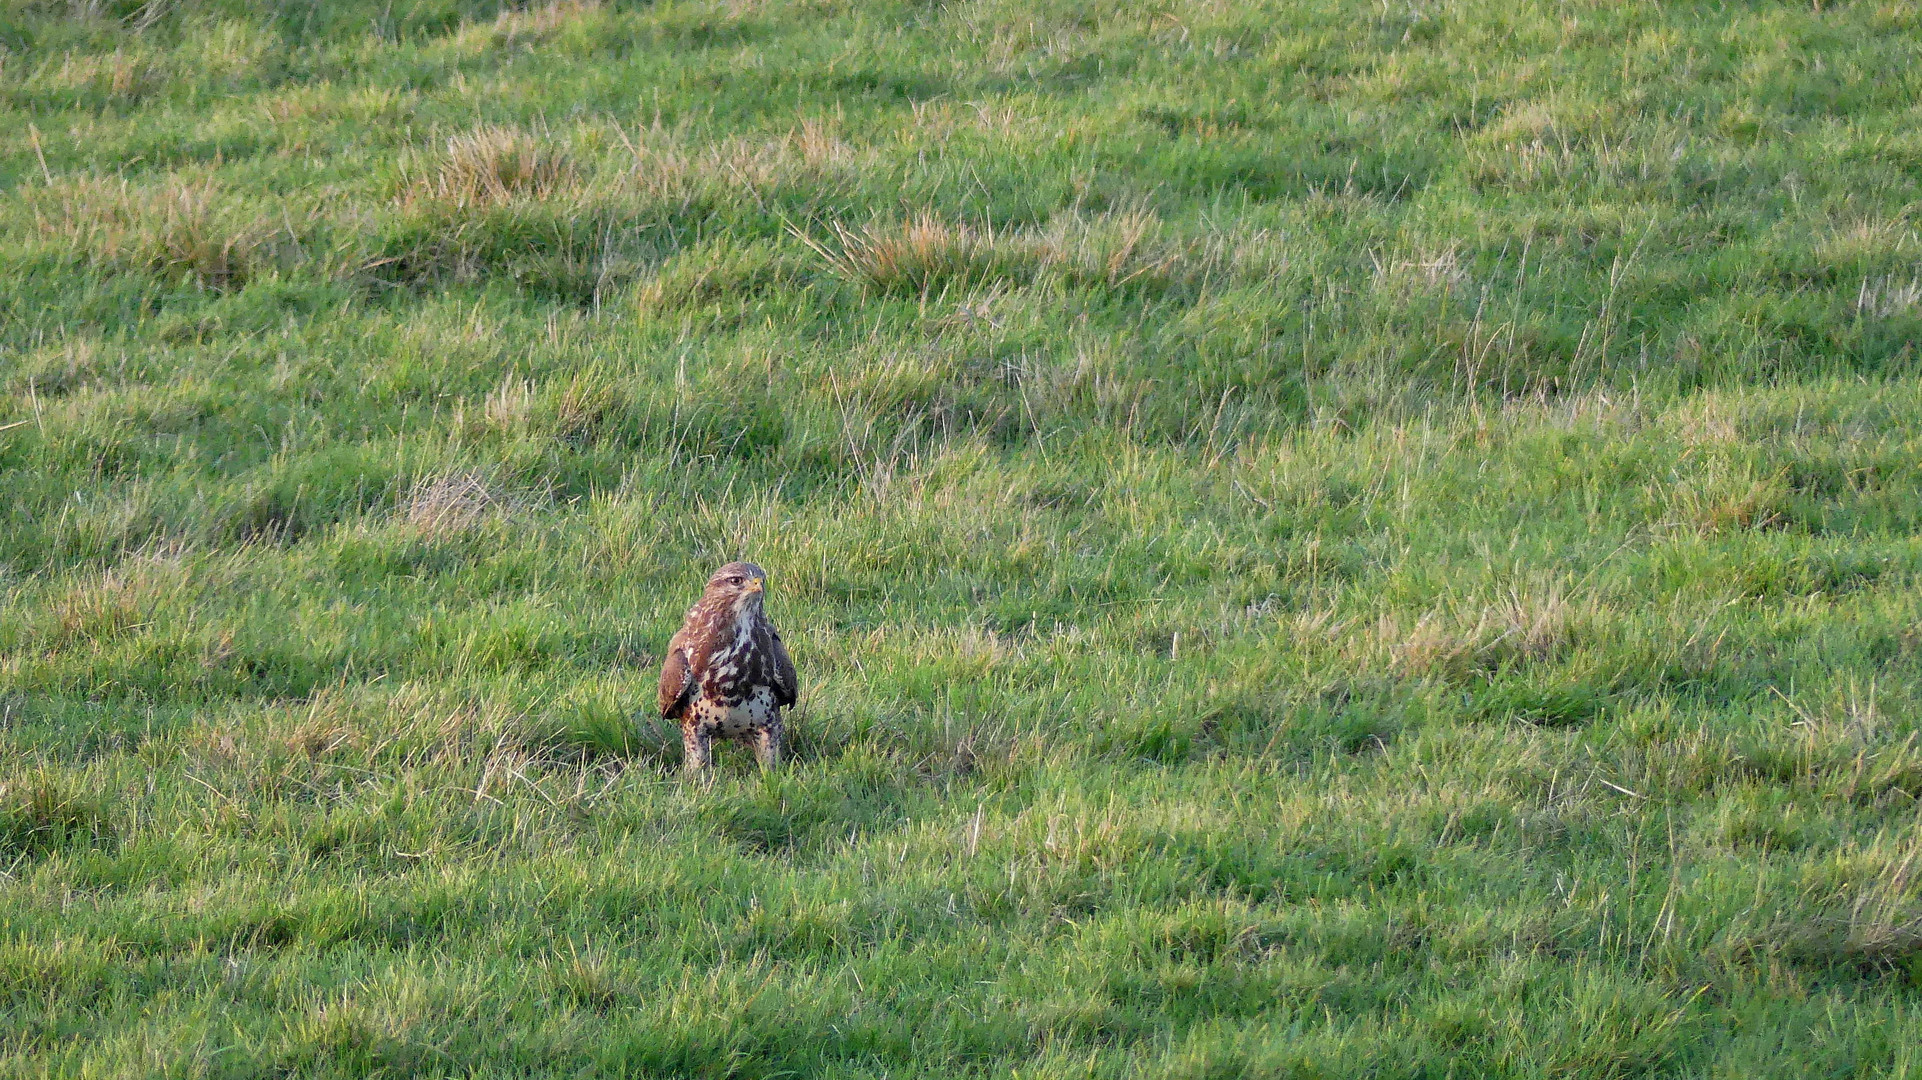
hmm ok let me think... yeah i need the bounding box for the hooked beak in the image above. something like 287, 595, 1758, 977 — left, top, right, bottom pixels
746, 578, 765, 594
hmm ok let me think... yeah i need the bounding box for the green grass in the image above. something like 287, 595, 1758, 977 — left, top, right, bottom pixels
3, 0, 1922, 1074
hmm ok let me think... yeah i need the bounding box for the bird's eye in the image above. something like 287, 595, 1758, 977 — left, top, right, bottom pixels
729, 576, 744, 585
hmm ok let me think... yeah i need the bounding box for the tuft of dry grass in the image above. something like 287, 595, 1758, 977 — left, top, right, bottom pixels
1035, 205, 1204, 291
420, 126, 578, 208
495, 0, 605, 42
1656, 457, 1790, 535
3, 337, 117, 397
29, 177, 282, 289
1371, 244, 1468, 297
1856, 275, 1922, 319
34, 48, 162, 101
613, 117, 861, 205
39, 566, 178, 648
484, 375, 538, 434
403, 472, 515, 536
283, 691, 356, 759
794, 213, 1003, 294
1382, 587, 1578, 681
144, 182, 269, 287
793, 207, 1209, 297
539, 945, 634, 1011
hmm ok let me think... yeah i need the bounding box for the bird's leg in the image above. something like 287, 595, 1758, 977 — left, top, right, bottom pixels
682, 723, 713, 773
753, 717, 783, 770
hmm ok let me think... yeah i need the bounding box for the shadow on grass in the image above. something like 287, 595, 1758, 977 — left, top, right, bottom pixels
697, 755, 920, 857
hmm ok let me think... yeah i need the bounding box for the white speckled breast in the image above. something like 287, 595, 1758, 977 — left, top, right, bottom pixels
694, 685, 778, 737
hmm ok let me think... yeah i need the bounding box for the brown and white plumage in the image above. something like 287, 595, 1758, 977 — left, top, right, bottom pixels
658, 561, 796, 771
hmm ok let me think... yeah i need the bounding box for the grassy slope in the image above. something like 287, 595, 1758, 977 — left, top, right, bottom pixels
2, 0, 1922, 1074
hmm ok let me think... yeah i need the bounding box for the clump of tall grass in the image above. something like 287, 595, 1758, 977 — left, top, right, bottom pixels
22, 563, 189, 652
491, 0, 606, 44
1779, 843, 1922, 975
456, 371, 623, 446
402, 471, 525, 536
613, 116, 862, 205
0, 772, 115, 861
1856, 275, 1922, 320
412, 126, 579, 208
792, 206, 1222, 298
31, 48, 162, 102
1, 337, 124, 398
400, 115, 860, 216
630, 237, 799, 318
1653, 457, 1792, 535
26, 177, 288, 290
1383, 588, 1581, 683
792, 213, 1014, 295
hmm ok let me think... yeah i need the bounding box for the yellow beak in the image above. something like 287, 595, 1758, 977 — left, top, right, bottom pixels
747, 578, 765, 594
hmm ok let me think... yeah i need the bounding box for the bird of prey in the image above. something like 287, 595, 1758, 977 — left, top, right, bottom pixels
657, 561, 797, 771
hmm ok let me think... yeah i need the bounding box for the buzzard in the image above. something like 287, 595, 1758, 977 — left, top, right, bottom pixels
657, 561, 797, 771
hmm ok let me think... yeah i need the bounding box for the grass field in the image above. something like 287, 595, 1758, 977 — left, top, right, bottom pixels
3, 0, 1922, 1074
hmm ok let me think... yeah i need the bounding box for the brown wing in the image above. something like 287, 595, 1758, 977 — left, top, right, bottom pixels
764, 623, 798, 708
657, 631, 695, 719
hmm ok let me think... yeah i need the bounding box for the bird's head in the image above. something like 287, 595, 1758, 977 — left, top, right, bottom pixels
705, 561, 769, 615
